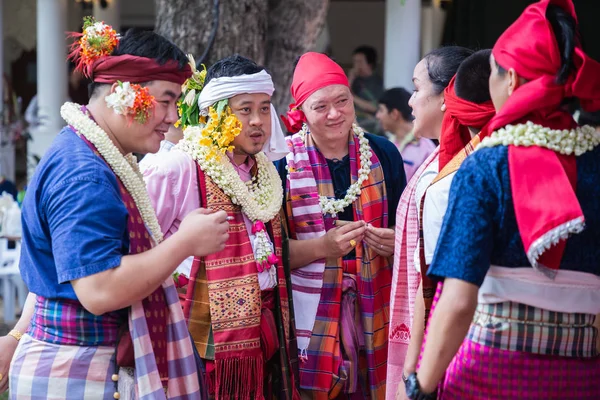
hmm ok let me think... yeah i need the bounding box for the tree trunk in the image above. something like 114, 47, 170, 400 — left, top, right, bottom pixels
155, 0, 329, 115
265, 0, 330, 113
155, 0, 269, 66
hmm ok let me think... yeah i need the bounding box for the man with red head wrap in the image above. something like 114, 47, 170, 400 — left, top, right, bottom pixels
276, 52, 406, 399
0, 21, 228, 399
406, 1, 600, 399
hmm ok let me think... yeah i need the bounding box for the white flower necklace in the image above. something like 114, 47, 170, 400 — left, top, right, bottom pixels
177, 126, 283, 223
60, 102, 164, 244
478, 121, 600, 156
298, 123, 373, 216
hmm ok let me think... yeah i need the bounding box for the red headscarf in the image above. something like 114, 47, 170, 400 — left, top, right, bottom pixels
91, 55, 191, 85
438, 76, 495, 170
281, 52, 349, 133
485, 0, 600, 275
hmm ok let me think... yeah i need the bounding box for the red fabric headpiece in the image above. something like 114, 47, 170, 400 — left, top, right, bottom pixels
485, 0, 600, 275
438, 76, 495, 170
281, 52, 349, 133
91, 55, 192, 85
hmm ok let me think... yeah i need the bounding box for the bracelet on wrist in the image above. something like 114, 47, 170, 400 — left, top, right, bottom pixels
8, 329, 24, 342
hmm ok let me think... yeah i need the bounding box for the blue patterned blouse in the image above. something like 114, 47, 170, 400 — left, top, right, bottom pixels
427, 145, 600, 286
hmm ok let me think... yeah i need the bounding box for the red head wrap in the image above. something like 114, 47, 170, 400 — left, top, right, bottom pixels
438, 76, 495, 170
485, 0, 600, 275
281, 52, 349, 133
92, 55, 191, 85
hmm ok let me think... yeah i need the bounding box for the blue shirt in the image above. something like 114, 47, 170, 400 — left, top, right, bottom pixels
20, 127, 129, 300
427, 145, 600, 286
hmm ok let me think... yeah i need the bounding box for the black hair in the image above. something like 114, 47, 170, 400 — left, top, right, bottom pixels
424, 46, 474, 95
88, 28, 188, 98
496, 3, 578, 86
353, 45, 378, 67
455, 49, 492, 104
205, 54, 265, 85
577, 109, 600, 127
378, 88, 413, 121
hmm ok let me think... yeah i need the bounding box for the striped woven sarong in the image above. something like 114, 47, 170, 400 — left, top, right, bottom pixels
9, 334, 116, 399
469, 302, 598, 358
440, 337, 600, 399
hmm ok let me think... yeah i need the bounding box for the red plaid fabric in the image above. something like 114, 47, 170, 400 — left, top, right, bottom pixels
439, 338, 600, 399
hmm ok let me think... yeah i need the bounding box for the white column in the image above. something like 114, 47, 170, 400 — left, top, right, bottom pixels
0, 0, 15, 182
421, 5, 446, 57
30, 0, 68, 167
93, 0, 120, 33
384, 0, 421, 91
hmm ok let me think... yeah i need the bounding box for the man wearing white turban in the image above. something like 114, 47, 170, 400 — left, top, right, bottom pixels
142, 54, 299, 400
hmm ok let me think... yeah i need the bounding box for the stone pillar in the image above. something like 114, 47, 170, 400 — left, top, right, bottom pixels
30, 0, 68, 167
93, 0, 120, 32
384, 0, 421, 91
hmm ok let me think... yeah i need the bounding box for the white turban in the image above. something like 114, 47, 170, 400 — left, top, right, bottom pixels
197, 70, 288, 161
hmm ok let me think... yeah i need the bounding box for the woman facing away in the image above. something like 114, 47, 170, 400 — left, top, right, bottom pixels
406, 1, 600, 399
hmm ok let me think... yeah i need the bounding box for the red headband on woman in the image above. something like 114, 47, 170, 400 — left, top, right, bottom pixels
438, 76, 495, 170
486, 0, 600, 275
92, 55, 191, 85
281, 52, 349, 133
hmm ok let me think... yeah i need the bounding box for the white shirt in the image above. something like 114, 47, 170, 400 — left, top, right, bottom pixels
413, 157, 439, 272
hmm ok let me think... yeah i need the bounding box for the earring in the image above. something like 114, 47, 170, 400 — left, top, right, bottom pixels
441, 104, 447, 112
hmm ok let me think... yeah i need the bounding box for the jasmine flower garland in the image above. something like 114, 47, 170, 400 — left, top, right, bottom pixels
177, 126, 283, 223
478, 121, 600, 155
298, 123, 373, 216
60, 102, 164, 244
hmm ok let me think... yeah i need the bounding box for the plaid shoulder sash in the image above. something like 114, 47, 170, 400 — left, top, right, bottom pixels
286, 131, 391, 398
80, 135, 201, 399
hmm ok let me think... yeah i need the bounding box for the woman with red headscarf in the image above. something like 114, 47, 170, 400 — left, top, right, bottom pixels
406, 1, 600, 399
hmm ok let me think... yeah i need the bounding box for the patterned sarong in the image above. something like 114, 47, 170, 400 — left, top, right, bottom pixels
286, 131, 391, 399
182, 164, 297, 400
439, 337, 600, 399
9, 334, 116, 399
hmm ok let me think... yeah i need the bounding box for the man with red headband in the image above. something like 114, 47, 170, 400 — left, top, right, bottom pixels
143, 54, 299, 400
277, 52, 406, 399
406, 1, 600, 398
1, 22, 228, 399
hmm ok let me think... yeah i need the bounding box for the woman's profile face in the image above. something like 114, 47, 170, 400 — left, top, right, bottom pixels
408, 59, 445, 140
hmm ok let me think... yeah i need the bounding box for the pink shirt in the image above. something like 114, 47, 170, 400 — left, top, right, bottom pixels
395, 135, 437, 182
141, 148, 276, 290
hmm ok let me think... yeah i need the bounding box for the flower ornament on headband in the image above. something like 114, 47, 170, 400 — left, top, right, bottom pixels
177, 54, 242, 159
68, 17, 156, 124
177, 54, 208, 129
68, 16, 120, 78
105, 81, 155, 124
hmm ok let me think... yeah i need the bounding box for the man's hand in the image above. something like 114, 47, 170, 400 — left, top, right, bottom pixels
0, 335, 19, 393
323, 220, 367, 259
177, 208, 229, 257
364, 224, 395, 257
